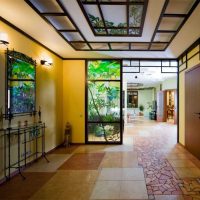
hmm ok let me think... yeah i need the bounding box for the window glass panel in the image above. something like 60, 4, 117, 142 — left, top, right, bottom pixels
8, 57, 35, 80
7, 51, 36, 114
87, 59, 121, 143
88, 123, 120, 142
9, 81, 35, 113
88, 60, 120, 80
88, 81, 120, 122
162, 67, 178, 73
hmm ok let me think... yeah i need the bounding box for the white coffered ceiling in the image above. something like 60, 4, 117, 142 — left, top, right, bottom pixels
0, 0, 200, 59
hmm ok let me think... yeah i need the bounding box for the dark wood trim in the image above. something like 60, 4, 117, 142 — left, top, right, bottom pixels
13, 0, 199, 52
96, 0, 108, 35
178, 38, 200, 73
63, 58, 177, 60
148, 0, 169, 50
81, 1, 145, 5
163, 13, 186, 18
0, 16, 63, 59
85, 59, 123, 144
178, 38, 200, 59
164, 0, 200, 50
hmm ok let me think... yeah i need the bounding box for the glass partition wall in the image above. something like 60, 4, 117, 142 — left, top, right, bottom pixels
86, 60, 122, 144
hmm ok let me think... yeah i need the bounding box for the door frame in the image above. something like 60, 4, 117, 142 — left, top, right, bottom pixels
122, 59, 180, 143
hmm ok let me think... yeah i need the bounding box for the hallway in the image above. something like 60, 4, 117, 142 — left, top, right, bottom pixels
0, 120, 200, 200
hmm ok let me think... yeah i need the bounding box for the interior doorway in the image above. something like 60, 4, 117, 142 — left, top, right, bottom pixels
122, 59, 178, 142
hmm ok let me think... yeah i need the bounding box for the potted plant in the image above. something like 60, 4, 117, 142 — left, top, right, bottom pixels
139, 105, 144, 116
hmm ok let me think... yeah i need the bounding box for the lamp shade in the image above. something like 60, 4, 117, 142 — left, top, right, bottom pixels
0, 32, 9, 45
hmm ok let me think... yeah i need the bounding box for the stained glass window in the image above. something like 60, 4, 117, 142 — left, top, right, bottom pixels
7, 51, 36, 114
87, 60, 122, 143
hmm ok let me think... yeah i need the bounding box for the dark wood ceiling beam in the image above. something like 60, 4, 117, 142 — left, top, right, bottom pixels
157, 30, 176, 33
58, 29, 78, 32
163, 13, 187, 18
148, 0, 170, 50
93, 26, 140, 29
41, 13, 65, 16
56, 0, 92, 50
127, 0, 129, 36
96, 0, 108, 34
81, 2, 144, 5
164, 0, 200, 50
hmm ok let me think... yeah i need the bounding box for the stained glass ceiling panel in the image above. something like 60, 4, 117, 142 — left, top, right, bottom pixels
77, 0, 148, 36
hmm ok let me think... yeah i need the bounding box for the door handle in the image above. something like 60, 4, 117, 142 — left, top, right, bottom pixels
194, 112, 200, 119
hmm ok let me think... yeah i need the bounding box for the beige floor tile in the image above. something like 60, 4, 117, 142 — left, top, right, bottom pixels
120, 180, 148, 199
100, 152, 138, 168
47, 170, 99, 184
154, 195, 184, 200
103, 145, 133, 152
98, 168, 122, 180
174, 167, 200, 178
98, 168, 144, 181
26, 154, 71, 172
90, 181, 120, 199
122, 168, 144, 180
74, 145, 106, 153
169, 160, 196, 167
58, 182, 95, 200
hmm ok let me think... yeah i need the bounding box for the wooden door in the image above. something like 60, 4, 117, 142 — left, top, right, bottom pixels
157, 91, 167, 122
185, 65, 200, 160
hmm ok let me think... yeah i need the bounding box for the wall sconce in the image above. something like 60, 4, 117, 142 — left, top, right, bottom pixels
40, 59, 53, 66
0, 32, 9, 45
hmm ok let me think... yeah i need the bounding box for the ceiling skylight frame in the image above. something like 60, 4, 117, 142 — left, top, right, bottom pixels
149, 0, 199, 51
25, 0, 199, 52
77, 0, 149, 37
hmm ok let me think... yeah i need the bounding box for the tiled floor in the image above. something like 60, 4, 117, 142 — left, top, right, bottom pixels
0, 120, 200, 200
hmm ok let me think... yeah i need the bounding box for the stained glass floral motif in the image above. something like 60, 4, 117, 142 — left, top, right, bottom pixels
7, 51, 36, 114
87, 60, 121, 143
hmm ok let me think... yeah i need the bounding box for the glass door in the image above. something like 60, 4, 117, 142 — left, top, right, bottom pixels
86, 59, 122, 144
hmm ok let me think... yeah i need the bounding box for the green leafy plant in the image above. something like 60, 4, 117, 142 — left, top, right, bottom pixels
139, 105, 144, 112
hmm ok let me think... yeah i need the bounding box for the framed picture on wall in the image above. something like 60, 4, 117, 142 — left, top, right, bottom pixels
6, 50, 36, 114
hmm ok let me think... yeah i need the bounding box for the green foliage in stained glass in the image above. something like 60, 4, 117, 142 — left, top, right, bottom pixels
88, 60, 120, 80
9, 81, 35, 113
8, 58, 35, 80
87, 60, 121, 142
7, 51, 36, 114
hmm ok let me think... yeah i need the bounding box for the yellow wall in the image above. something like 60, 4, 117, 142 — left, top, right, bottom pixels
63, 61, 85, 143
179, 45, 200, 145
0, 21, 63, 179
